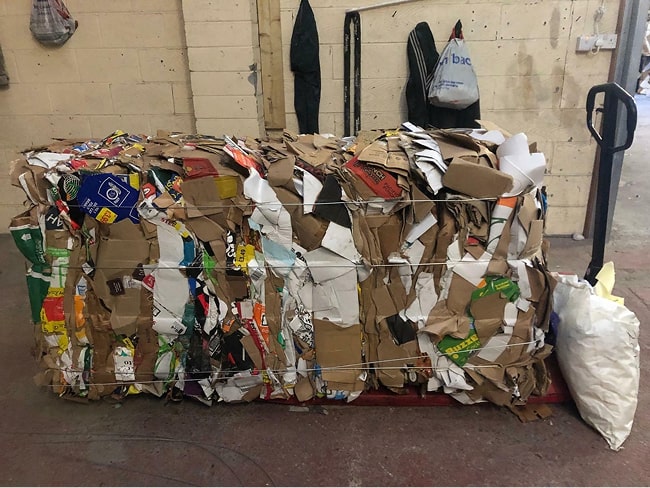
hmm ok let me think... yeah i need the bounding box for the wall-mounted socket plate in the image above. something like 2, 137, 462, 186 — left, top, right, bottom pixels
576, 33, 618, 52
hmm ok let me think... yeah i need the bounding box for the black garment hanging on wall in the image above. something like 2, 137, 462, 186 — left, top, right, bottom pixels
405, 22, 438, 128
405, 21, 480, 129
290, 0, 320, 134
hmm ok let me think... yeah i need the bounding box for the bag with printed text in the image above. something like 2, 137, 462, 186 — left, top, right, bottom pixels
428, 20, 479, 109
30, 0, 77, 47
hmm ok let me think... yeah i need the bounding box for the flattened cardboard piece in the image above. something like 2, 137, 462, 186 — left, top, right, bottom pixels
185, 216, 225, 243
153, 190, 175, 209
372, 285, 399, 321
388, 274, 408, 311
343, 167, 387, 201
140, 218, 158, 240
411, 185, 435, 223
434, 135, 479, 163
376, 320, 411, 389
420, 301, 470, 341
241, 335, 264, 370
465, 243, 485, 261
181, 177, 223, 217
521, 220, 544, 259
358, 140, 388, 166
446, 274, 476, 316
307, 269, 359, 326
285, 140, 332, 168
265, 273, 284, 336
294, 375, 315, 402
485, 307, 535, 367
530, 262, 555, 332
226, 274, 249, 300
242, 384, 264, 402
89, 329, 115, 392
273, 186, 328, 251
445, 196, 489, 243
344, 156, 402, 199
109, 289, 142, 336
11, 161, 50, 205
94, 221, 151, 305
470, 292, 508, 321
377, 220, 403, 261
442, 158, 513, 198
403, 212, 437, 247
312, 133, 338, 150
350, 213, 379, 264
135, 316, 157, 383
182, 157, 218, 179
267, 155, 296, 188
510, 403, 553, 423
386, 136, 401, 153
465, 376, 512, 406
313, 319, 362, 385
353, 130, 383, 155
386, 151, 411, 175
525, 264, 547, 303
517, 192, 539, 228
487, 202, 516, 276
473, 317, 503, 345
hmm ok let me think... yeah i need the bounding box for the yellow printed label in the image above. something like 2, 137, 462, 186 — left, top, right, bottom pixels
214, 176, 239, 200
122, 337, 136, 354
47, 288, 65, 298
128, 173, 141, 190
96, 207, 117, 224
234, 244, 256, 270
41, 318, 66, 334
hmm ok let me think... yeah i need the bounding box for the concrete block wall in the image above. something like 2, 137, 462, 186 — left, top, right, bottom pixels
180, 0, 264, 138
279, 0, 621, 235
0, 0, 194, 226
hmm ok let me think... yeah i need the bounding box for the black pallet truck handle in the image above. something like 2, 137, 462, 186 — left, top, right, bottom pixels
584, 82, 637, 285
586, 82, 637, 153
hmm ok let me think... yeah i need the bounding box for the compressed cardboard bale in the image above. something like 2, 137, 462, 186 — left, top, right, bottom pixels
9, 124, 554, 407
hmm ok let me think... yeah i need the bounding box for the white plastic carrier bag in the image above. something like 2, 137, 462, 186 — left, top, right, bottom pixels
428, 21, 479, 110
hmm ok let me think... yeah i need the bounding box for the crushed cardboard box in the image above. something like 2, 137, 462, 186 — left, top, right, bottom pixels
8, 124, 556, 407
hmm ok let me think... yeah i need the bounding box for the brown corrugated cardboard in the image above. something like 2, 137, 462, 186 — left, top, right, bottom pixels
313, 319, 362, 387
442, 157, 513, 198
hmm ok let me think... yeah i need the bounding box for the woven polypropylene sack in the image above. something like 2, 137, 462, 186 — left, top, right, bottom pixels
553, 274, 640, 450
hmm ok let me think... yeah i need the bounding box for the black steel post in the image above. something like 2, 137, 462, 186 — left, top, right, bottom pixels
353, 12, 361, 135
343, 12, 352, 137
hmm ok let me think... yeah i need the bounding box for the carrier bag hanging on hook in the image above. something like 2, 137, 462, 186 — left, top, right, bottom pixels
428, 20, 479, 110
30, 0, 77, 47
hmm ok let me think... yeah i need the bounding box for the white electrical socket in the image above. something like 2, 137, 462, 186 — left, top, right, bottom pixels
598, 33, 618, 49
576, 33, 618, 52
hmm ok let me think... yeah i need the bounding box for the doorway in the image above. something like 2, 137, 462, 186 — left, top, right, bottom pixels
584, 0, 650, 239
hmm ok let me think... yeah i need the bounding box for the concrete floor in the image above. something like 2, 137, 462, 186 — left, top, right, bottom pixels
0, 98, 648, 486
